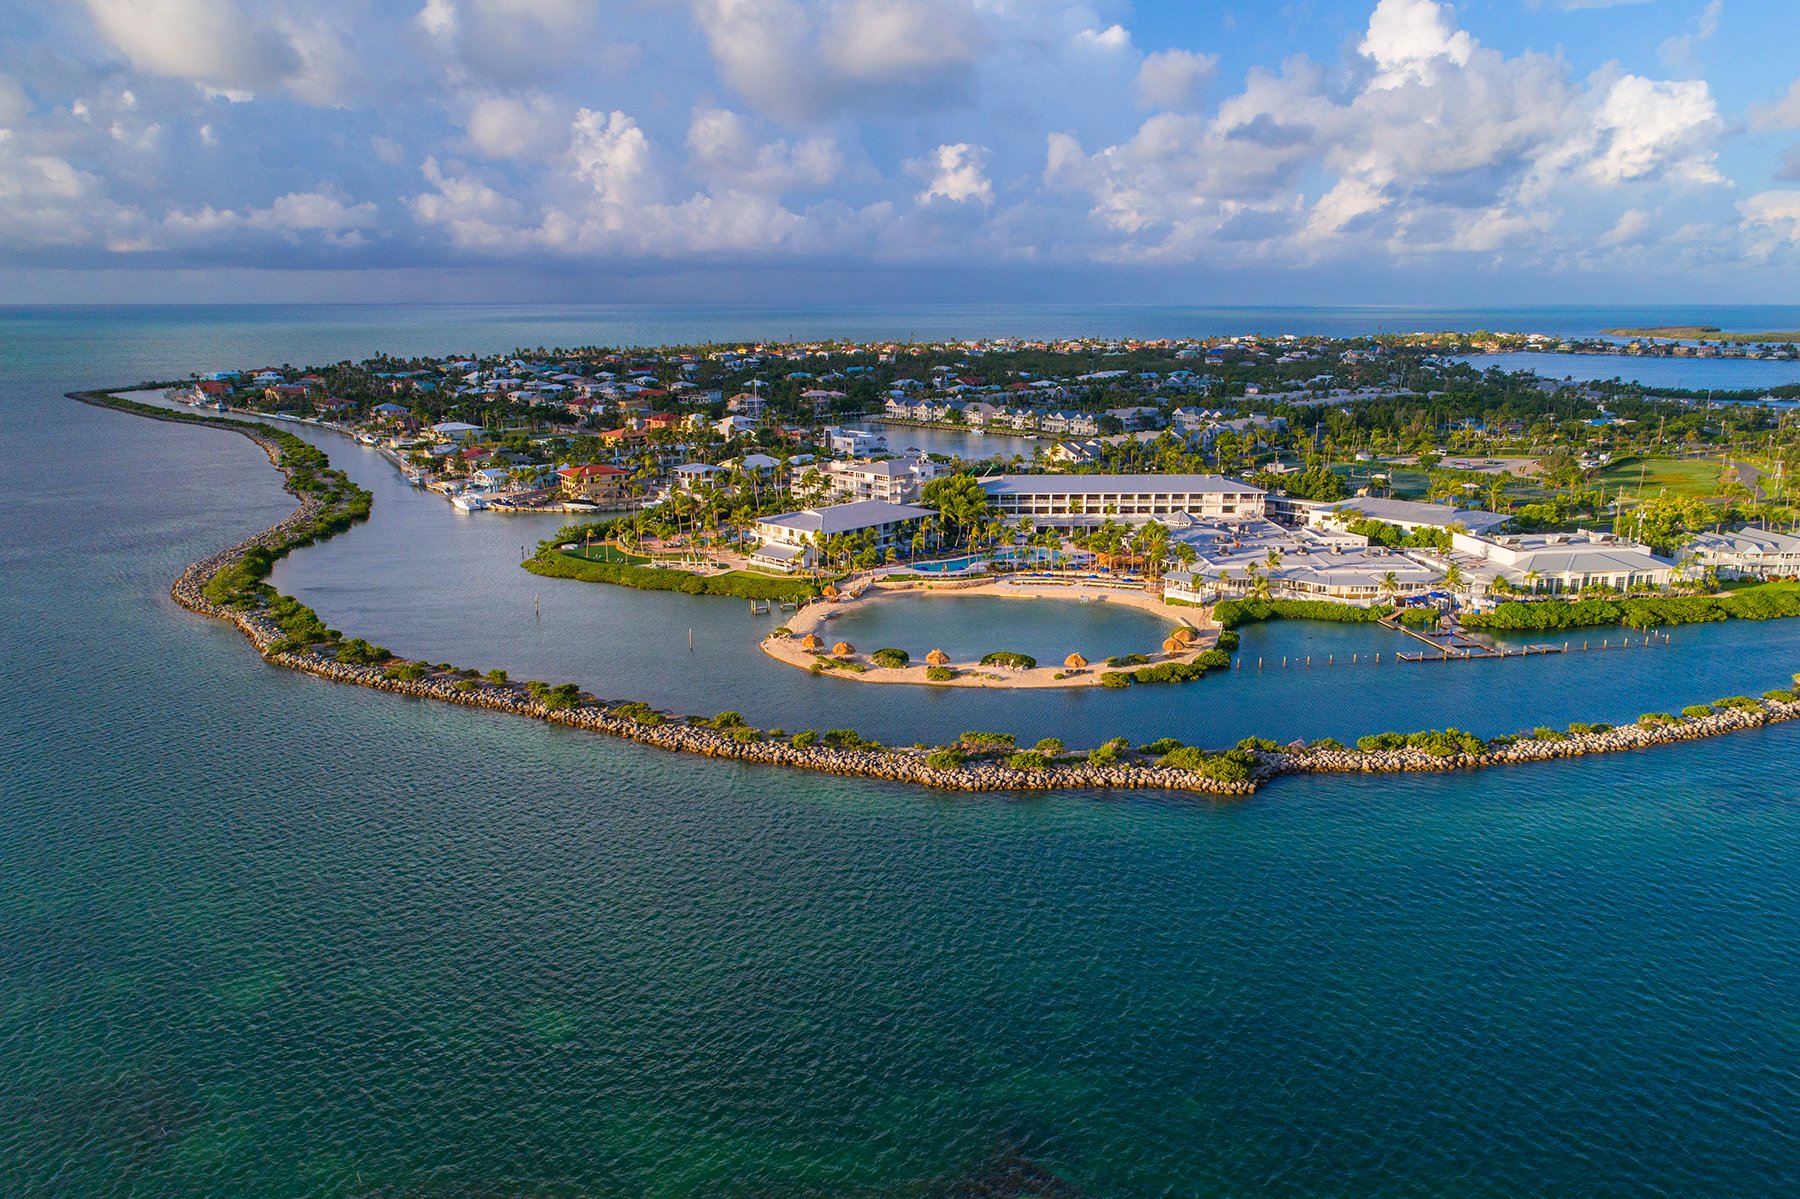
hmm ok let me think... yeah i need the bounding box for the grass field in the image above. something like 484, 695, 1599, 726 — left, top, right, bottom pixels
1597, 456, 1723, 498
566, 542, 651, 565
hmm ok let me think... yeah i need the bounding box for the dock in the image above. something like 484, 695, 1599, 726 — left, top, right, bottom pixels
1381, 614, 1667, 662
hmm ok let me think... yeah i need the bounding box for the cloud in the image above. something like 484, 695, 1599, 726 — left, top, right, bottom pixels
692, 0, 982, 122
1658, 0, 1723, 70
1360, 0, 1474, 89
464, 92, 567, 160
1588, 75, 1725, 185
83, 0, 299, 93
1135, 49, 1219, 111
1777, 144, 1800, 182
1751, 80, 1800, 131
909, 143, 994, 206
158, 188, 379, 248
685, 106, 842, 191
1738, 190, 1800, 256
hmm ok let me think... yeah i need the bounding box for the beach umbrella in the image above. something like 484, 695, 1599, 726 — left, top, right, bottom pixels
800, 633, 823, 650
832, 641, 855, 656
822, 584, 840, 599
926, 649, 951, 666
1170, 626, 1197, 644
1064, 653, 1088, 669
1162, 637, 1186, 654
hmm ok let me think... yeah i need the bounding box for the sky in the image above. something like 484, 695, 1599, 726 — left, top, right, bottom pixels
1, 0, 1798, 305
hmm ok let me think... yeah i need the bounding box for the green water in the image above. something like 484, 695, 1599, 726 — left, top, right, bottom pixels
4, 306, 1800, 1197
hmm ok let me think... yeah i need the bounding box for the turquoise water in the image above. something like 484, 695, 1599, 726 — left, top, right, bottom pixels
900, 554, 990, 574
1460, 351, 1800, 390
6, 305, 1800, 1197
822, 593, 1167, 663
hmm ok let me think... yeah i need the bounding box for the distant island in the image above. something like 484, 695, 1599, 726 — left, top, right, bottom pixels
1601, 326, 1800, 344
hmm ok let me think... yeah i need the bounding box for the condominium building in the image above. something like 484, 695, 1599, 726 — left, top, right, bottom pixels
980, 474, 1265, 526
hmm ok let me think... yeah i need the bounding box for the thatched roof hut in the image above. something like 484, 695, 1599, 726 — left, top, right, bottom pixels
800, 633, 823, 650
1064, 653, 1088, 669
832, 641, 855, 656
1162, 637, 1186, 654
821, 584, 839, 599
1170, 626, 1198, 644
926, 649, 950, 666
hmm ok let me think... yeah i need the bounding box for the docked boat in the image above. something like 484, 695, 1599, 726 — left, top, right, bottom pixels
451, 493, 489, 512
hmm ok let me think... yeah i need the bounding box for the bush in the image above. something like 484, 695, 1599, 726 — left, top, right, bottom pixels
1099, 672, 1132, 688
1213, 598, 1392, 629
1160, 746, 1254, 782
1404, 728, 1486, 758
1681, 704, 1716, 720
979, 651, 1037, 670
926, 749, 965, 769
1034, 737, 1064, 756
871, 648, 910, 669
1308, 737, 1344, 750
611, 701, 665, 725
1714, 695, 1762, 711
1105, 653, 1150, 667
1215, 630, 1240, 652
1566, 722, 1612, 735
336, 638, 391, 666
484, 668, 508, 684
1086, 743, 1122, 767
1461, 588, 1800, 634
539, 682, 582, 711
1007, 751, 1052, 770
709, 710, 747, 728
525, 551, 818, 602
822, 729, 865, 748
1131, 662, 1208, 685
1762, 689, 1798, 703
1637, 712, 1676, 727
791, 730, 818, 747
960, 731, 1016, 749
925, 666, 957, 682
1141, 738, 1183, 756
1238, 737, 1281, 753
386, 661, 426, 681
1397, 607, 1441, 629
1357, 732, 1406, 751
1531, 726, 1568, 742
730, 725, 761, 742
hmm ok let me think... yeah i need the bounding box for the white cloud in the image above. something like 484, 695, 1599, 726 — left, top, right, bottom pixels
1589, 75, 1725, 185
1135, 49, 1219, 111
567, 109, 656, 208
909, 143, 994, 206
1738, 190, 1800, 254
685, 106, 841, 192
83, 0, 298, 92
1658, 0, 1723, 70
158, 189, 378, 248
1598, 207, 1655, 245
464, 92, 566, 160
1360, 0, 1474, 89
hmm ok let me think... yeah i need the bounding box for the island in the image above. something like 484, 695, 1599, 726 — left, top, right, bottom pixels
75, 323, 1800, 796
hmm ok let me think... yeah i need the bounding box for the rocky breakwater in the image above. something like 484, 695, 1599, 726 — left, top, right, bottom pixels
1257, 699, 1800, 781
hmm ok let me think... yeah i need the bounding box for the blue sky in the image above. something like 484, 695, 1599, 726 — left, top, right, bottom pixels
2, 0, 1797, 304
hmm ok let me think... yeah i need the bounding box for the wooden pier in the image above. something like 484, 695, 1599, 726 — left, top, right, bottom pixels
1381, 614, 1668, 663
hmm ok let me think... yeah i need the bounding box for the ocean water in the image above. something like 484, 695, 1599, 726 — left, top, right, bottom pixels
1460, 351, 1800, 391
5, 305, 1800, 1198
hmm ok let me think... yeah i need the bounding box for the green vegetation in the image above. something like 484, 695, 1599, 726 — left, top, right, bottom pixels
1213, 598, 1393, 628
924, 666, 957, 682
1215, 630, 1240, 652
1160, 747, 1255, 783
978, 651, 1037, 670
1596, 456, 1723, 500
1007, 751, 1052, 770
1104, 653, 1149, 667
871, 648, 910, 669
1681, 704, 1716, 720
1464, 586, 1800, 632
926, 749, 965, 769
527, 550, 818, 602
959, 731, 1016, 750
790, 730, 818, 747
386, 661, 427, 681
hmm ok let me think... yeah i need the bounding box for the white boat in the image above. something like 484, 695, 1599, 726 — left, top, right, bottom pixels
451, 493, 489, 512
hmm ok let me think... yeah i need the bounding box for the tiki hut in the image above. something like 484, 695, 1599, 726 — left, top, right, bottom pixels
1162, 637, 1186, 655
832, 641, 855, 656
926, 649, 951, 666
800, 633, 823, 651
822, 584, 840, 599
1170, 626, 1198, 645
1064, 653, 1088, 669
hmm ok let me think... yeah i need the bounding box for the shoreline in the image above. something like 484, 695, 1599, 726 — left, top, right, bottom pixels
72, 386, 1800, 799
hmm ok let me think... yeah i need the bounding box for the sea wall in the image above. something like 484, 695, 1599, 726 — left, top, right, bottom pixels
77, 387, 1800, 801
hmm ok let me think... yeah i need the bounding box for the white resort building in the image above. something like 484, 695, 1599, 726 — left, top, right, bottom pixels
1162, 518, 1442, 606
1684, 528, 1800, 579
1307, 496, 1513, 537
980, 474, 1265, 527
824, 456, 940, 504
1448, 531, 1677, 598
751, 499, 933, 570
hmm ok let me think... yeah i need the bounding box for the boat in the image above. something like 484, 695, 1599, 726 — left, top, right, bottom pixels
451, 493, 489, 512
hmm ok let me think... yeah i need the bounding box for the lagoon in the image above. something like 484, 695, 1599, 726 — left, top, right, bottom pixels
819, 592, 1171, 665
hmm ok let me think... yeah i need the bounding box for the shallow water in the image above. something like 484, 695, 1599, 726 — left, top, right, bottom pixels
6, 305, 1800, 1198
1459, 350, 1800, 390
819, 592, 1171, 664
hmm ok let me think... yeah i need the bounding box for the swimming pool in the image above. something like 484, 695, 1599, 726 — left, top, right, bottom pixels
902, 554, 990, 573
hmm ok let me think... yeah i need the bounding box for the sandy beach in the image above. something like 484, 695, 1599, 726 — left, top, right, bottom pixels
761, 576, 1220, 688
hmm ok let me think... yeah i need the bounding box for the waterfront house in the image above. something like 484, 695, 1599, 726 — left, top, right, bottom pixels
557, 463, 630, 504
1684, 528, 1800, 579
823, 456, 939, 504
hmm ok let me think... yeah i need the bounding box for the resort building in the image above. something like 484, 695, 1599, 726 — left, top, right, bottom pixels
1163, 519, 1442, 606
824, 456, 940, 503
1684, 528, 1800, 579
1448, 531, 1677, 598
672, 462, 724, 491
751, 499, 933, 569
980, 474, 1265, 528
1308, 496, 1512, 537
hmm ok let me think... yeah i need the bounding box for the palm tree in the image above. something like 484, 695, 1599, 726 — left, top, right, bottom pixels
1379, 570, 1400, 607
1523, 568, 1541, 595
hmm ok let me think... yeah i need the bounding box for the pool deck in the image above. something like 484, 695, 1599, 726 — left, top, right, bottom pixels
761, 577, 1220, 688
